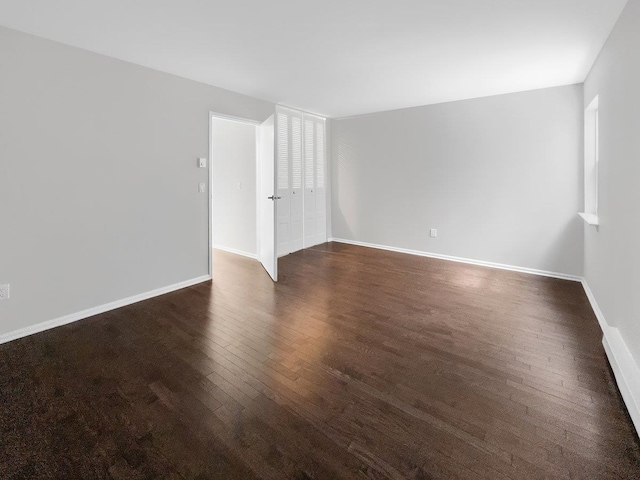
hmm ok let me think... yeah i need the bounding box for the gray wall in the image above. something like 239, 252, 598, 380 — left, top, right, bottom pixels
211, 118, 257, 256
583, 1, 640, 363
331, 84, 584, 276
0, 26, 273, 336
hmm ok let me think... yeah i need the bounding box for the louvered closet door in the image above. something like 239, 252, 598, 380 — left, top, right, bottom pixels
276, 107, 327, 253
276, 110, 291, 257
303, 114, 327, 248
303, 118, 316, 248
290, 111, 304, 253
314, 119, 327, 244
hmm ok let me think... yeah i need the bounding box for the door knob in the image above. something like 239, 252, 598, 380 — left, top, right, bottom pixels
268, 195, 282, 200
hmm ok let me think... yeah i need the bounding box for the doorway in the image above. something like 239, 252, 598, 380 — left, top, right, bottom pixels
208, 112, 278, 281
209, 114, 259, 273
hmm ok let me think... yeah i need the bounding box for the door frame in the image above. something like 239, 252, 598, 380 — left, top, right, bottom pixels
208, 111, 262, 278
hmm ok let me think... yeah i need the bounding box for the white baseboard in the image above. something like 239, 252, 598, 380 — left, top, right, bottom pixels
582, 280, 640, 435
328, 237, 581, 282
0, 275, 212, 346
580, 279, 609, 333
213, 245, 257, 260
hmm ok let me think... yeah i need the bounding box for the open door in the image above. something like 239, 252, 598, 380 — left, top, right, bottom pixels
257, 114, 278, 281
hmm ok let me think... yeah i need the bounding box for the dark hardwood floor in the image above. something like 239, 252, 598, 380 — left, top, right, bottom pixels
1, 243, 639, 479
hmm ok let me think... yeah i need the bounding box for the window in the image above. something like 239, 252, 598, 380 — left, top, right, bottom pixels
580, 95, 599, 226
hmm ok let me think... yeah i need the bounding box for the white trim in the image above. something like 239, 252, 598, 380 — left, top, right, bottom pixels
578, 212, 599, 226
255, 122, 262, 264
581, 280, 640, 435
328, 237, 582, 282
277, 103, 327, 120
271, 113, 279, 281
209, 112, 261, 126
580, 279, 608, 332
213, 245, 258, 260
0, 275, 211, 346
584, 96, 599, 218
325, 119, 332, 240
208, 113, 213, 278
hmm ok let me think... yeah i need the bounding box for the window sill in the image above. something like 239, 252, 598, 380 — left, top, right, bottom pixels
578, 212, 599, 226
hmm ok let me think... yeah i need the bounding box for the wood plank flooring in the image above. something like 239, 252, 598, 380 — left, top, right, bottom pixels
1, 243, 639, 479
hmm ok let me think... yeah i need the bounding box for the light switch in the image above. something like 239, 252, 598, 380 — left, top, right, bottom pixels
198, 182, 206, 193
198, 158, 207, 168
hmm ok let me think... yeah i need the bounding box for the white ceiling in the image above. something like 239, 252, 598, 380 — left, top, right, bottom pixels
0, 0, 627, 118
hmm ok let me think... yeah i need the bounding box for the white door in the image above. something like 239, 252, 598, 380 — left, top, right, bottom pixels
314, 119, 327, 243
302, 114, 327, 248
257, 114, 277, 281
290, 111, 304, 253
276, 110, 291, 257
275, 107, 304, 255
303, 118, 316, 248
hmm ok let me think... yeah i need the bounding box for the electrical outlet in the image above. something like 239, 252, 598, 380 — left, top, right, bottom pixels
198, 158, 207, 168
430, 228, 438, 238
198, 182, 206, 193
0, 284, 9, 300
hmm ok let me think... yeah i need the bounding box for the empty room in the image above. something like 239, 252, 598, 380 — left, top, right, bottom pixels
1, 1, 640, 479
